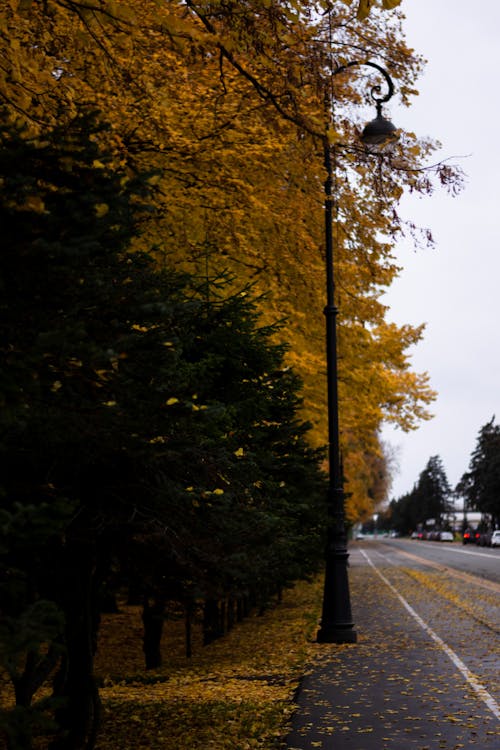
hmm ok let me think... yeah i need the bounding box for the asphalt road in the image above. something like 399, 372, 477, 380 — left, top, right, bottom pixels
367, 536, 500, 584
358, 540, 500, 735
287, 538, 500, 749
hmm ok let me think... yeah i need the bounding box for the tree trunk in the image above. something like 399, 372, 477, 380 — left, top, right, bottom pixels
219, 599, 226, 636
142, 596, 166, 669
227, 598, 236, 631
50, 541, 100, 750
185, 600, 194, 658
203, 598, 223, 645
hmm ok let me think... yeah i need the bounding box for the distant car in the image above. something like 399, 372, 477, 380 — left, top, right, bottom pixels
355, 532, 365, 540
410, 531, 419, 539
463, 529, 475, 544
491, 530, 500, 548
439, 531, 454, 542
478, 530, 492, 547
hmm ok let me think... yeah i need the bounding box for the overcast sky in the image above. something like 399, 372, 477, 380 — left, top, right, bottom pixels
380, 0, 500, 499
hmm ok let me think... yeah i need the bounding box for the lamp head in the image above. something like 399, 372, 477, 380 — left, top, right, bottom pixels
361, 104, 398, 146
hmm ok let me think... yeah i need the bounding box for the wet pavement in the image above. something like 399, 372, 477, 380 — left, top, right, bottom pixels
286, 543, 500, 749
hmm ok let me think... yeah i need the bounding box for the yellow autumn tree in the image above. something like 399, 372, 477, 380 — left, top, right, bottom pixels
354, 0, 403, 21
0, 0, 462, 521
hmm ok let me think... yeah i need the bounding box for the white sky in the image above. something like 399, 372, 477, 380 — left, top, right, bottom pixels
380, 0, 500, 499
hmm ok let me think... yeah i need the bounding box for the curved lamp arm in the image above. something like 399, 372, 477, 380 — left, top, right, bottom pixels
330, 60, 398, 145
332, 60, 395, 106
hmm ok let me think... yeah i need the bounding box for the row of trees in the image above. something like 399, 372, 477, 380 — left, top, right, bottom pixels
0, 114, 328, 749
1, 1, 463, 748
1, 0, 463, 520
385, 455, 452, 533
386, 418, 500, 533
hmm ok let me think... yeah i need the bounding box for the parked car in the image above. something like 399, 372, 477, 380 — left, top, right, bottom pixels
439, 530, 454, 542
491, 530, 500, 548
477, 530, 492, 547
463, 528, 477, 544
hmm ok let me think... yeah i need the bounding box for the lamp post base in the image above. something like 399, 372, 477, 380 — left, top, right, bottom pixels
317, 625, 357, 644
317, 530, 357, 644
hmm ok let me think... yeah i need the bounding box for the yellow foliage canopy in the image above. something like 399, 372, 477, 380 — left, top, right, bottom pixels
0, 0, 461, 519
344, 0, 403, 21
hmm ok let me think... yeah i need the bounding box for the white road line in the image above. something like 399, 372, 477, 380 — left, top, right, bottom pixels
414, 542, 499, 560
360, 549, 500, 722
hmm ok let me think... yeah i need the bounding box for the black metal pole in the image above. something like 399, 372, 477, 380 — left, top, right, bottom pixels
317, 136, 357, 644
314, 59, 396, 643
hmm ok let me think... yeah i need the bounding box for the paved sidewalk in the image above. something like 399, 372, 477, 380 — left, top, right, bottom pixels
286, 545, 500, 749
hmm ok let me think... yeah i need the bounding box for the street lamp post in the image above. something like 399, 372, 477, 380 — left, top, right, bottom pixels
317, 61, 397, 644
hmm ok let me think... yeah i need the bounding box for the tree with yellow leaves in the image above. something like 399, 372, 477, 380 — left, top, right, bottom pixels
354, 0, 403, 20
0, 0, 461, 522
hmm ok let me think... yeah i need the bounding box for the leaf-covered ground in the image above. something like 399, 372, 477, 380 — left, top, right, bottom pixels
4, 545, 498, 748
93, 580, 324, 749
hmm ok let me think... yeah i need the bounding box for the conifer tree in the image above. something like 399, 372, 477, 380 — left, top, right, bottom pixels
0, 111, 327, 748
459, 417, 500, 526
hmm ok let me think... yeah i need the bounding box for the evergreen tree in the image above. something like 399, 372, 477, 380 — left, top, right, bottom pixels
0, 111, 327, 749
388, 491, 420, 535
0, 112, 178, 745
459, 417, 500, 526
411, 456, 451, 527
389, 455, 451, 534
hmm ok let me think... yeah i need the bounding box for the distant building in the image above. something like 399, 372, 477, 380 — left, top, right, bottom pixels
447, 499, 482, 531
